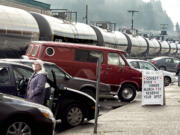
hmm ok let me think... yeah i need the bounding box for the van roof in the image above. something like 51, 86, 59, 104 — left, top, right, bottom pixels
31, 41, 125, 53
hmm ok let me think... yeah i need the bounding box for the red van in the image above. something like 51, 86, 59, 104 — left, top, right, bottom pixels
25, 41, 142, 102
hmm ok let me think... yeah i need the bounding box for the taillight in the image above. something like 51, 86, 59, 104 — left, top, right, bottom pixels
151, 60, 157, 64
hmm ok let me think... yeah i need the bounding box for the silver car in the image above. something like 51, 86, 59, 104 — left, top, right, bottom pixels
127, 59, 176, 86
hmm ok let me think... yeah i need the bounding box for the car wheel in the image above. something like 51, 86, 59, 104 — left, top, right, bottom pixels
118, 84, 136, 102
62, 104, 84, 127
81, 88, 95, 99
159, 66, 166, 71
164, 76, 171, 86
4, 119, 34, 135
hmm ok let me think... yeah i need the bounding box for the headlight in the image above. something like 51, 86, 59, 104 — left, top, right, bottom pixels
38, 106, 56, 135
38, 107, 54, 120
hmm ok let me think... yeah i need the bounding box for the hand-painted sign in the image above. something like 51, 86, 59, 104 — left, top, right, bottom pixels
142, 70, 164, 105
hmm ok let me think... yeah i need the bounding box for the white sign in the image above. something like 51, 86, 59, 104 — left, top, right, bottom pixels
142, 70, 164, 105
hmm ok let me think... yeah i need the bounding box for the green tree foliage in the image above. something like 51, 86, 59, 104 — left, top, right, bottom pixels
176, 22, 180, 32
38, 0, 174, 31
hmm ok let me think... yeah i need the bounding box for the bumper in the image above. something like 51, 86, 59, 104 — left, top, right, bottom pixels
171, 76, 177, 83
37, 117, 56, 135
87, 107, 95, 120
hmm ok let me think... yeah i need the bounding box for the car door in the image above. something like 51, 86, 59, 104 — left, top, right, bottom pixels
0, 65, 17, 96
165, 58, 176, 72
43, 64, 72, 88
101, 52, 127, 92
11, 65, 33, 97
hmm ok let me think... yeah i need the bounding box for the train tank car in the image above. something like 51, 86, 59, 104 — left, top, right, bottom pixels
90, 26, 128, 50
1, 5, 180, 59
147, 38, 161, 56
30, 12, 97, 44
0, 5, 39, 58
160, 40, 170, 55
176, 43, 180, 58
169, 42, 177, 55
126, 34, 147, 57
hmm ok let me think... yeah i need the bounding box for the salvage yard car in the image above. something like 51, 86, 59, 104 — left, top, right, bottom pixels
0, 93, 55, 135
1, 58, 111, 98
0, 60, 96, 127
127, 59, 176, 86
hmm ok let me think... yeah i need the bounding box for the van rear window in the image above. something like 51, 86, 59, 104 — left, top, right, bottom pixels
75, 49, 103, 63
26, 45, 33, 56
32, 45, 39, 56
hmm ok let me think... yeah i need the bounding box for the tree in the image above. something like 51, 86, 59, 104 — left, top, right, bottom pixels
176, 22, 180, 32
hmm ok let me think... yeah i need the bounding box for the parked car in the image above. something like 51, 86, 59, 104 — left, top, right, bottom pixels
150, 56, 180, 72
127, 59, 176, 86
0, 60, 96, 127
1, 58, 111, 98
0, 93, 55, 135
24, 41, 143, 102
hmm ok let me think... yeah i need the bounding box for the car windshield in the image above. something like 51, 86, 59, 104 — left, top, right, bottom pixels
174, 58, 180, 64
139, 62, 157, 71
43, 64, 68, 81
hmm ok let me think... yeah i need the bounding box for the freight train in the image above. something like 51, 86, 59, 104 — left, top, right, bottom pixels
0, 5, 179, 58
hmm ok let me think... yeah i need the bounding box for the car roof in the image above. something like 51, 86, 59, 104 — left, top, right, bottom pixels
0, 60, 32, 69
31, 41, 125, 53
127, 59, 147, 62
0, 58, 72, 76
151, 56, 174, 60
0, 59, 55, 65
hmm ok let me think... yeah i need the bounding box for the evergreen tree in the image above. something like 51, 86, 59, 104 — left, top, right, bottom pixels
176, 22, 180, 32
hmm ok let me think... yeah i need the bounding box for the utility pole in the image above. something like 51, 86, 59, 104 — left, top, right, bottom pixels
128, 10, 139, 31
160, 24, 168, 40
85, 4, 88, 24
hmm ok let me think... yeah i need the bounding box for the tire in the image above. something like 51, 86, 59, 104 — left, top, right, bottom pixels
4, 118, 34, 135
62, 104, 84, 127
159, 66, 166, 71
81, 88, 95, 99
164, 76, 171, 86
118, 84, 136, 102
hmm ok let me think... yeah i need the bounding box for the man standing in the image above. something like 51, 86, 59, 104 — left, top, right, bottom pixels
26, 60, 47, 104
176, 62, 180, 86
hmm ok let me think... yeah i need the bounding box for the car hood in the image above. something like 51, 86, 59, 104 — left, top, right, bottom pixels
65, 87, 96, 103
136, 69, 176, 79
72, 77, 111, 92
160, 70, 175, 76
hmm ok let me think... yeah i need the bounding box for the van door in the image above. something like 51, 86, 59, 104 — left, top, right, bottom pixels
101, 53, 126, 92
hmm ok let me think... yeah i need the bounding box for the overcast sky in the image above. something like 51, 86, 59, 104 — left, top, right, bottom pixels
143, 0, 180, 24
